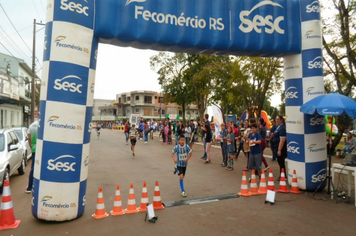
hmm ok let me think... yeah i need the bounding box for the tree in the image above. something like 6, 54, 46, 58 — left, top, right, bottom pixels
182, 54, 232, 122
322, 0, 356, 147
150, 52, 193, 123
229, 57, 283, 119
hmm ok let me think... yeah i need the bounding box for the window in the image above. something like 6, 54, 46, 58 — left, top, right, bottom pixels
6, 133, 13, 149
144, 96, 152, 104
135, 108, 140, 113
154, 109, 157, 112
127, 97, 131, 101
161, 109, 166, 115
136, 96, 139, 100
179, 110, 182, 116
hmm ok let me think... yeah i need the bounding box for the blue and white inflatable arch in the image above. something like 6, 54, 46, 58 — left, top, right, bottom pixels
35, 0, 325, 221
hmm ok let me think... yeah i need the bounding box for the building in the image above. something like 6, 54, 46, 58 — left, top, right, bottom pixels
0, 52, 37, 128
92, 90, 200, 123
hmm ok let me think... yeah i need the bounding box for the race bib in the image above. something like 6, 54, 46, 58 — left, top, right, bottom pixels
179, 153, 187, 161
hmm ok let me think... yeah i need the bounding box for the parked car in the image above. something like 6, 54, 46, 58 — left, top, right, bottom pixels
0, 128, 26, 193
13, 127, 32, 162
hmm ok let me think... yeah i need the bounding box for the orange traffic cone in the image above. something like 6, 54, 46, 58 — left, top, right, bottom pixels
139, 181, 149, 212
92, 186, 109, 219
289, 170, 301, 194
153, 181, 165, 210
258, 170, 268, 194
125, 183, 139, 214
267, 168, 275, 191
277, 168, 289, 193
238, 171, 251, 197
110, 184, 125, 216
249, 170, 259, 196
0, 180, 20, 230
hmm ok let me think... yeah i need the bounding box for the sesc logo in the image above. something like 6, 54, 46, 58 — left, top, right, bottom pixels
306, 1, 320, 13
310, 115, 325, 126
308, 56, 322, 69
90, 83, 94, 93
287, 141, 300, 154
84, 156, 89, 167
125, 0, 146, 6
60, 0, 89, 16
285, 86, 298, 99
239, 1, 284, 34
54, 75, 83, 94
47, 155, 76, 172
311, 168, 326, 183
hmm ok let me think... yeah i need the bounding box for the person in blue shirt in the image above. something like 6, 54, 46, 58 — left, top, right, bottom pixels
269, 119, 277, 162
272, 115, 287, 181
247, 123, 262, 178
172, 135, 193, 197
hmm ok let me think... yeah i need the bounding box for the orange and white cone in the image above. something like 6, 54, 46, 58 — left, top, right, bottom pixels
153, 181, 165, 210
125, 183, 139, 214
92, 186, 109, 219
0, 180, 20, 230
110, 184, 125, 216
249, 170, 259, 196
289, 170, 301, 194
267, 168, 275, 191
238, 171, 251, 197
258, 170, 268, 194
139, 181, 149, 212
277, 168, 289, 193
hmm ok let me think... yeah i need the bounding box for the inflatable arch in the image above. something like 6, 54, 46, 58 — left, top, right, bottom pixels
35, 0, 325, 221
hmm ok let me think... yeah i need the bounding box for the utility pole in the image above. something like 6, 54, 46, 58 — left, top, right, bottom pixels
31, 19, 36, 123
31, 19, 45, 123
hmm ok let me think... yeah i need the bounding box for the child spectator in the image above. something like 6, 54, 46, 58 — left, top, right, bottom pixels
220, 123, 228, 167
226, 126, 236, 170
247, 123, 262, 179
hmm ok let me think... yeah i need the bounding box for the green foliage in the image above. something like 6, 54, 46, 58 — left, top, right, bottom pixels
229, 56, 283, 117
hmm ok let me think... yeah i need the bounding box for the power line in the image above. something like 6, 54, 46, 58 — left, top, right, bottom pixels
0, 42, 22, 64
0, 26, 31, 61
0, 4, 33, 54
32, 0, 42, 22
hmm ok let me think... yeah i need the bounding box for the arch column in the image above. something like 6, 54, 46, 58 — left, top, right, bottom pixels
32, 0, 98, 221
284, 0, 326, 191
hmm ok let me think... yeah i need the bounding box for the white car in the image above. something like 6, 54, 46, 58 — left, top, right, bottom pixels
0, 128, 26, 193
13, 127, 32, 162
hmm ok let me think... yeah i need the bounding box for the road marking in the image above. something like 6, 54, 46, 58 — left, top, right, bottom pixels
164, 193, 239, 208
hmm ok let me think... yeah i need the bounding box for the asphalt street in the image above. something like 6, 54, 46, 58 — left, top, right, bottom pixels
2, 129, 356, 236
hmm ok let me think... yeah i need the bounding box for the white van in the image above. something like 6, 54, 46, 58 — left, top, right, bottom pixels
129, 114, 143, 127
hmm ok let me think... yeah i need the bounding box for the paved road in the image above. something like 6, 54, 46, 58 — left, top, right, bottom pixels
3, 129, 356, 235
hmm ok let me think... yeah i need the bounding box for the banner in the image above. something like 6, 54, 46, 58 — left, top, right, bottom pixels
96, 0, 301, 57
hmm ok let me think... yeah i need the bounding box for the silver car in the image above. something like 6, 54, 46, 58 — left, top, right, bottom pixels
13, 127, 32, 162
0, 128, 26, 193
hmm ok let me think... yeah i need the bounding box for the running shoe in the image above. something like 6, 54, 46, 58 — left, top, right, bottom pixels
173, 165, 178, 174
264, 166, 270, 172
181, 191, 186, 197
25, 188, 31, 194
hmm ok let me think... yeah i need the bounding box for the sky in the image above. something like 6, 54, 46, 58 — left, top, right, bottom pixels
0, 0, 281, 107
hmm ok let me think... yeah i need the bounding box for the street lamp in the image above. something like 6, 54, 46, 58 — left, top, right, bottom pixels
31, 19, 45, 123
